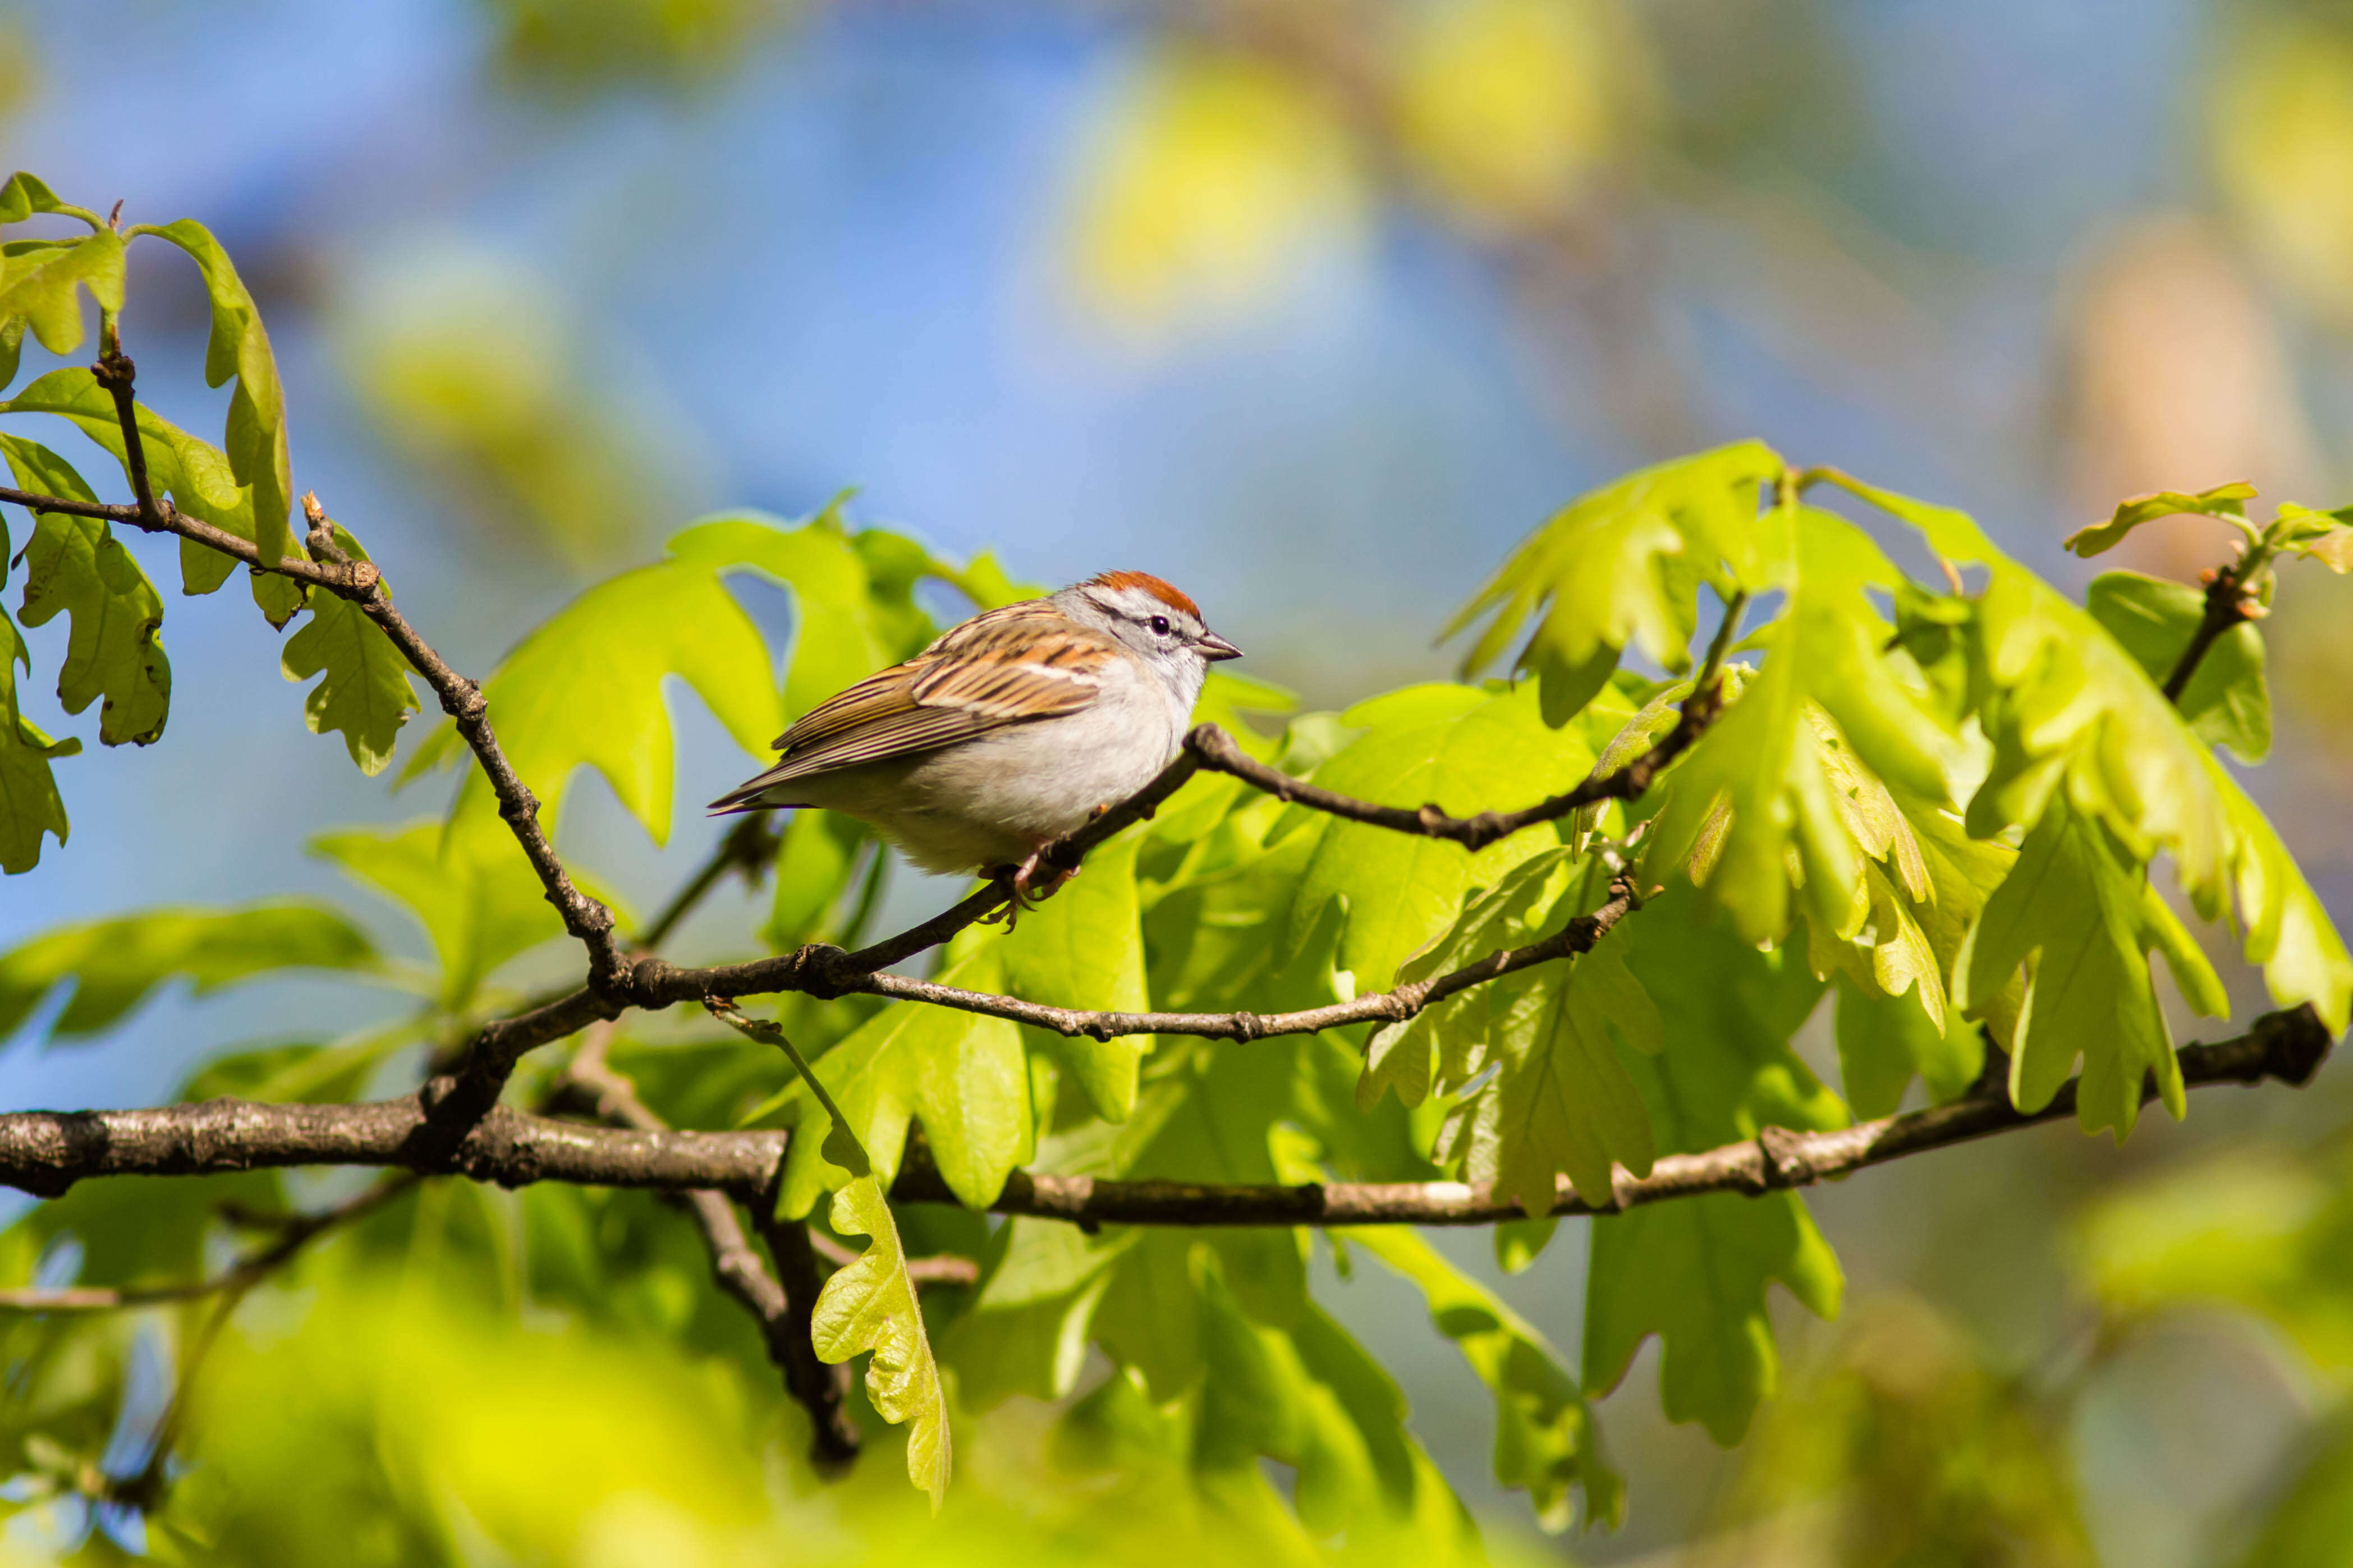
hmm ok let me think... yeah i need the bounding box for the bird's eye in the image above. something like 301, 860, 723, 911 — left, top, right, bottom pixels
1149, 615, 1172, 637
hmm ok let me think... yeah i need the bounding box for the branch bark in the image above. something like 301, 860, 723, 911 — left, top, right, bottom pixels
2, 1010, 2326, 1225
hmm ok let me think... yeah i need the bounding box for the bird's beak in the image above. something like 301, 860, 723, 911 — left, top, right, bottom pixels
1199, 631, 1244, 661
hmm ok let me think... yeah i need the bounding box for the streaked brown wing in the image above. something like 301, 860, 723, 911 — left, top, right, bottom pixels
712, 602, 1116, 804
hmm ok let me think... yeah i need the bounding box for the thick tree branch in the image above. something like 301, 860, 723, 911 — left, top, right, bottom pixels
3, 1011, 2326, 1224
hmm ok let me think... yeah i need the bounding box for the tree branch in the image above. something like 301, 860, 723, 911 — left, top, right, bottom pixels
3, 1010, 2326, 1224
2164, 558, 2262, 703
559, 1023, 859, 1471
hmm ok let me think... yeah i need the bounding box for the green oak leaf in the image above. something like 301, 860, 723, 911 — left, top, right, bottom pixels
131, 219, 297, 572
0, 901, 377, 1044
1956, 801, 2227, 1137
1585, 887, 1845, 1446
811, 1172, 952, 1510
1347, 1226, 1623, 1531
1363, 848, 1659, 1212
2202, 755, 2353, 1035
310, 820, 563, 1009
667, 508, 935, 723
177, 1024, 418, 1105
0, 228, 123, 379
1448, 439, 1789, 723
279, 524, 418, 774
1, 433, 169, 745
2086, 569, 2268, 762
1644, 506, 1955, 949
1277, 681, 1598, 991
987, 828, 1154, 1124
437, 526, 785, 846
2062, 480, 2258, 558
0, 366, 276, 609
0, 711, 74, 874
762, 949, 1030, 1217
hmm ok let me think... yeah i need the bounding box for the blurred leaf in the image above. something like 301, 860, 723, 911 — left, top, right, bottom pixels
1067, 48, 1363, 339
1956, 802, 2225, 1135
178, 1029, 413, 1105
0, 171, 79, 225
131, 219, 297, 571
484, 0, 795, 94
0, 711, 73, 874
8, 1170, 286, 1289
0, 902, 377, 1045
0, 228, 122, 371
814, 1173, 952, 1510
2062, 480, 2257, 558
1396, 0, 1639, 229
1, 433, 168, 746
439, 526, 784, 846
2274, 502, 2353, 572
2086, 569, 2269, 761
310, 820, 556, 1010
279, 524, 418, 774
763, 951, 1029, 1217
1586, 887, 1845, 1446
764, 809, 870, 950
1348, 1226, 1622, 1532
1448, 440, 1786, 724
1712, 1295, 2098, 1566
1279, 682, 1597, 991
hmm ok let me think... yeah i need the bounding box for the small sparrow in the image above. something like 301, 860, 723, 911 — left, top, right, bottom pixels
711, 571, 1241, 901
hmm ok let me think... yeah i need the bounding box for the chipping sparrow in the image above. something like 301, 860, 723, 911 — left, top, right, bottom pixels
710, 571, 1241, 900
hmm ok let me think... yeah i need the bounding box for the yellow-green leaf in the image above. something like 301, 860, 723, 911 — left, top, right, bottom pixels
1, 434, 169, 746
2063, 480, 2257, 558
811, 1173, 952, 1509
279, 525, 418, 774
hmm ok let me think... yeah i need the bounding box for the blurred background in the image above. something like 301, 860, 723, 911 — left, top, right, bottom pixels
6, 0, 2353, 1562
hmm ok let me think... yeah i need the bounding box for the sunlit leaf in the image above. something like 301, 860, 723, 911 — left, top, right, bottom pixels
1644, 507, 1953, 948
1279, 682, 1597, 990
811, 1172, 952, 1509
991, 829, 1154, 1123
279, 523, 418, 774
0, 433, 169, 746
1448, 440, 1786, 723
2204, 755, 2353, 1034
439, 526, 784, 845
132, 219, 297, 572
762, 950, 1029, 1217
0, 229, 122, 364
2062, 480, 2257, 558
0, 366, 269, 605
1955, 802, 2227, 1137
0, 902, 377, 1045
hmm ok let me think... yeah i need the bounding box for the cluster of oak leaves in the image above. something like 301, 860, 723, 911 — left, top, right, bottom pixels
3, 173, 2353, 1558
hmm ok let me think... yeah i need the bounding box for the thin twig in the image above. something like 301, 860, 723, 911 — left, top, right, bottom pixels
2, 1010, 2327, 1223
2163, 563, 2260, 703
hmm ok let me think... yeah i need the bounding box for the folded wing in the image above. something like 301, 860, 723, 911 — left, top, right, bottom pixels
709, 601, 1115, 809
